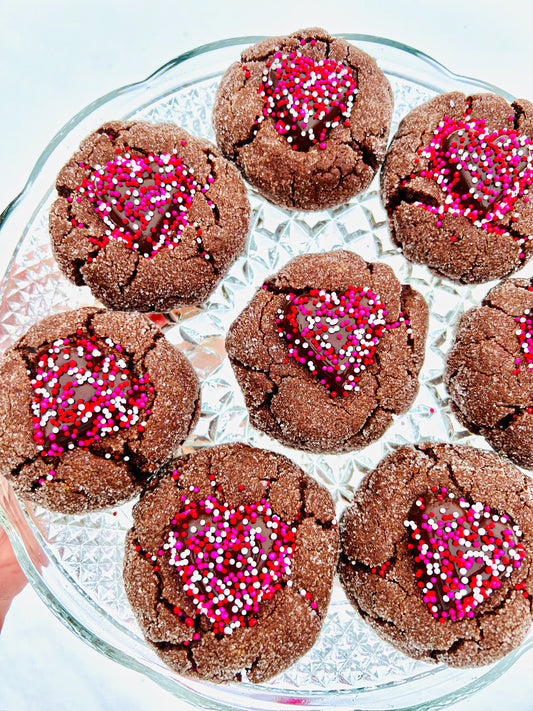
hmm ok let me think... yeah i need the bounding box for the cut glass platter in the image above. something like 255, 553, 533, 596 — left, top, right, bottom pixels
0, 35, 531, 711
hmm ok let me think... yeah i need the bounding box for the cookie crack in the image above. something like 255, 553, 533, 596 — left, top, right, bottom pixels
60, 199, 103, 283
241, 46, 278, 65
114, 250, 140, 292
9, 454, 40, 482
233, 122, 261, 158
386, 183, 442, 217
202, 149, 221, 225
289, 174, 296, 206
134, 537, 199, 642
412, 443, 470, 493
400, 287, 417, 350
483, 279, 533, 315
350, 135, 380, 172
96, 125, 119, 140
341, 552, 412, 603
294, 477, 334, 533
512, 100, 525, 131
443, 462, 469, 499
495, 407, 523, 432
387, 185, 529, 261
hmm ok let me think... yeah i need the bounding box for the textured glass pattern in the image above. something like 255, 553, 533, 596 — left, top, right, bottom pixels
0, 51, 530, 709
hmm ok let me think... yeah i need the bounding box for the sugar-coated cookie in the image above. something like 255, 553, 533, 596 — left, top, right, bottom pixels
446, 278, 533, 468
0, 307, 200, 513
50, 121, 250, 311
339, 442, 533, 666
213, 27, 393, 211
226, 250, 428, 453
381, 92, 533, 283
123, 442, 338, 683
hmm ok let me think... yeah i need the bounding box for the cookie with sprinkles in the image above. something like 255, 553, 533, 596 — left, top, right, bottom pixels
225, 250, 428, 453
123, 442, 338, 683
446, 278, 533, 469
50, 121, 250, 312
381, 92, 533, 283
0, 307, 200, 514
339, 442, 533, 667
213, 27, 393, 211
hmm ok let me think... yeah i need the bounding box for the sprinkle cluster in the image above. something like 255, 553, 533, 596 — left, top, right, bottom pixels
250, 39, 357, 151
29, 330, 152, 482
515, 309, 533, 371
276, 287, 409, 397
405, 487, 525, 622
161, 483, 298, 636
412, 108, 533, 254
71, 144, 215, 259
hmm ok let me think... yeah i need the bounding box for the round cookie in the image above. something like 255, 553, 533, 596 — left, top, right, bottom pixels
381, 92, 533, 283
50, 121, 251, 312
339, 442, 533, 667
123, 442, 338, 683
446, 278, 533, 469
0, 307, 200, 514
225, 250, 428, 453
213, 27, 393, 211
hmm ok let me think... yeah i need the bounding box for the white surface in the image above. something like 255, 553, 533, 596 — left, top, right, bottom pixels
0, 1, 533, 710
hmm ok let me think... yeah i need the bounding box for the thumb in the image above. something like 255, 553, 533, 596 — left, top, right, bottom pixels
0, 525, 27, 632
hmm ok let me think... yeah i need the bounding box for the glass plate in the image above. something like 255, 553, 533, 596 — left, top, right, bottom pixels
0, 35, 531, 711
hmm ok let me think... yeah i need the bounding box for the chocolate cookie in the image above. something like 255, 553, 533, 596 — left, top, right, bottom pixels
225, 250, 428, 453
0, 307, 200, 514
339, 442, 533, 666
445, 278, 533, 468
123, 442, 338, 683
213, 27, 393, 211
381, 92, 533, 283
50, 121, 250, 312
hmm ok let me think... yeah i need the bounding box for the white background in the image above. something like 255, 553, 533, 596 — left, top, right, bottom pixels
0, 1, 533, 710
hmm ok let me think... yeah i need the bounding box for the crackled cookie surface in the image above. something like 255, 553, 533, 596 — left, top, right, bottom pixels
0, 307, 200, 513
446, 278, 533, 468
50, 121, 250, 312
381, 92, 533, 283
123, 442, 338, 683
213, 27, 393, 211
339, 442, 533, 666
225, 250, 428, 453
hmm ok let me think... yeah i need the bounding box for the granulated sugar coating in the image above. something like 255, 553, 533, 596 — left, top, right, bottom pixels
0, 307, 200, 513
50, 121, 250, 312
381, 92, 533, 284
123, 442, 338, 683
339, 442, 533, 667
226, 250, 428, 453
446, 278, 533, 469
213, 27, 393, 211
